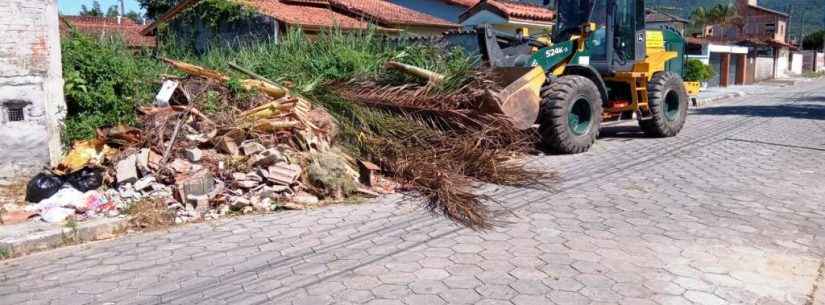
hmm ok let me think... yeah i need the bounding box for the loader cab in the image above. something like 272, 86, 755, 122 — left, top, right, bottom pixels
553, 0, 646, 75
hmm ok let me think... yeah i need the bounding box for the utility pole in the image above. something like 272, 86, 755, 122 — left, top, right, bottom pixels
117, 0, 125, 25
787, 4, 794, 43
801, 10, 806, 43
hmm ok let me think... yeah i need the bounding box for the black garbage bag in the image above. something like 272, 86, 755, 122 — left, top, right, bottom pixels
25, 173, 65, 203
66, 167, 104, 192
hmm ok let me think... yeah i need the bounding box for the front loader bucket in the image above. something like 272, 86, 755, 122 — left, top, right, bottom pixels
480, 66, 546, 130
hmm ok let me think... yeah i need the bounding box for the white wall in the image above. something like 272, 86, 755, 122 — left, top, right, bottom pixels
686, 55, 710, 65
755, 57, 774, 81
0, 0, 66, 179
790, 53, 803, 75
774, 48, 790, 78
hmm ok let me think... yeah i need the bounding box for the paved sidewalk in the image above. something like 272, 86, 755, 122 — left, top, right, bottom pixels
2, 80, 825, 305
692, 77, 811, 107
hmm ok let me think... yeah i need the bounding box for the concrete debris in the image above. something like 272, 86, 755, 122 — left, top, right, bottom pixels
262, 163, 302, 185
356, 187, 380, 198
358, 160, 381, 186
232, 172, 262, 189
248, 148, 285, 168
133, 176, 156, 191
253, 197, 273, 212
136, 149, 151, 173
9, 59, 396, 230
241, 141, 266, 156
185, 133, 211, 144
115, 154, 139, 185
178, 170, 215, 201
154, 80, 179, 107
229, 196, 251, 209
185, 148, 203, 162
292, 192, 320, 206
215, 136, 241, 156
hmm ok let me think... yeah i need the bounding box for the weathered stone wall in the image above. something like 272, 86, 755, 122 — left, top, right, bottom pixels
0, 0, 66, 180
167, 12, 279, 55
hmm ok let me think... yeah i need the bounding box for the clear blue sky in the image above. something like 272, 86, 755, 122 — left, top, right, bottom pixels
58, 0, 144, 15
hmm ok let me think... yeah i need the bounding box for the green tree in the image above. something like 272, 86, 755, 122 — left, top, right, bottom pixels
125, 10, 143, 23
105, 5, 120, 17
803, 30, 825, 50
137, 0, 180, 19
690, 6, 712, 29
710, 4, 739, 26
79, 1, 104, 17
690, 4, 741, 35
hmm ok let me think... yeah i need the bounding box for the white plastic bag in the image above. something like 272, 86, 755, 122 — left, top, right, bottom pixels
41, 207, 76, 223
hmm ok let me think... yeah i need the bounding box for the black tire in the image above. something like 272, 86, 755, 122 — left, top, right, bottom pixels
538, 75, 603, 154
639, 71, 689, 137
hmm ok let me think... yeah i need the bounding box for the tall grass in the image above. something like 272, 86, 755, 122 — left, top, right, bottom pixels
158, 28, 479, 151
160, 28, 476, 94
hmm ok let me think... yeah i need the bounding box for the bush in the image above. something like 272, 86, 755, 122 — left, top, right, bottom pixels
803, 30, 825, 50
683, 59, 715, 82
61, 31, 165, 143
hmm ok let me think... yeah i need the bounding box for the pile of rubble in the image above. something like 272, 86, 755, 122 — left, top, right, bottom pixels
11, 59, 395, 227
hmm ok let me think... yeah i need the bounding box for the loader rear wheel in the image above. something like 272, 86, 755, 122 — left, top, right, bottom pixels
639, 72, 689, 137
539, 75, 603, 154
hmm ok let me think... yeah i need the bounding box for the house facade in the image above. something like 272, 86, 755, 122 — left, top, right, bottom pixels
389, 0, 555, 35
734, 0, 788, 43
686, 38, 751, 87
0, 0, 66, 179
645, 9, 689, 35
706, 0, 799, 79
388, 0, 470, 23
459, 0, 554, 34
142, 0, 458, 53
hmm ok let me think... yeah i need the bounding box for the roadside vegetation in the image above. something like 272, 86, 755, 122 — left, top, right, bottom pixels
60, 26, 550, 229
683, 59, 716, 82
61, 30, 165, 142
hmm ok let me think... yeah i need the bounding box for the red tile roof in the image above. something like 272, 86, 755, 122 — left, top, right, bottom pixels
328, 0, 457, 27
61, 16, 156, 48
63, 16, 141, 27
460, 0, 555, 23
486, 0, 555, 22
142, 0, 455, 36
245, 0, 372, 30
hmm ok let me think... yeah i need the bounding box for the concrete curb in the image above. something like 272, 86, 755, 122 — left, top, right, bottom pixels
691, 91, 747, 108
0, 217, 128, 258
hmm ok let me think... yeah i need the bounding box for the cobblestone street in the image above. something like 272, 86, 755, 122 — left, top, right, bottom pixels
2, 80, 825, 305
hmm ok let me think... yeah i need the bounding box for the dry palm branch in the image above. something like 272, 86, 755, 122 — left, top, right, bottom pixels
336, 71, 555, 229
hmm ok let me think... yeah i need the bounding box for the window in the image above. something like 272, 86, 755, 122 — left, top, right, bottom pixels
3, 100, 29, 123
614, 0, 636, 61
7, 107, 24, 122
765, 23, 776, 34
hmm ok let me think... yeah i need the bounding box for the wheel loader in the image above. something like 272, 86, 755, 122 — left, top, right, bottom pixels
443, 0, 692, 154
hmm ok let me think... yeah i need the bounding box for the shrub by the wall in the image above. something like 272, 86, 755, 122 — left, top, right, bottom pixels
61, 31, 164, 143
683, 59, 715, 82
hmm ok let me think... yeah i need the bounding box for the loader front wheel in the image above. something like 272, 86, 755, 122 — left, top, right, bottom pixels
539, 75, 603, 154
639, 72, 689, 137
